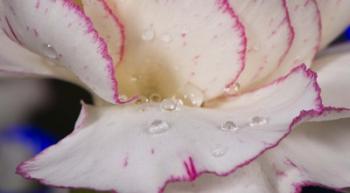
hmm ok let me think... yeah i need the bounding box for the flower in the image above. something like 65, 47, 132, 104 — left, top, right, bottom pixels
1, 0, 350, 193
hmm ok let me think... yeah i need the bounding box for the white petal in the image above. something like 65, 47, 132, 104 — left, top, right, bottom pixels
17, 65, 321, 193
166, 117, 350, 193
104, 0, 246, 100
0, 0, 125, 103
229, 0, 293, 89
267, 0, 322, 82
315, 0, 350, 49
313, 43, 350, 108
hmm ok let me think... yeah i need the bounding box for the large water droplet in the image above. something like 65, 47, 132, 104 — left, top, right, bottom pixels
211, 145, 228, 158
224, 83, 240, 95
142, 26, 155, 41
220, 121, 239, 132
43, 44, 58, 59
249, 116, 269, 127
160, 98, 183, 112
160, 33, 173, 43
147, 119, 170, 134
182, 84, 204, 107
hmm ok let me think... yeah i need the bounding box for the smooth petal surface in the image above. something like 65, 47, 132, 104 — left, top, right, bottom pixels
267, 0, 321, 82
18, 65, 321, 193
0, 0, 123, 103
229, 0, 293, 89
165, 114, 350, 193
105, 0, 246, 100
313, 43, 350, 108
315, 0, 350, 49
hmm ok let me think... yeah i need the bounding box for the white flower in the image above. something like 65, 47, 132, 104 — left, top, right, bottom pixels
0, 0, 350, 193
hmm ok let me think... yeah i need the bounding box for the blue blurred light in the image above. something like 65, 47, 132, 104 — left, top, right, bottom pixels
0, 125, 56, 153
345, 27, 350, 40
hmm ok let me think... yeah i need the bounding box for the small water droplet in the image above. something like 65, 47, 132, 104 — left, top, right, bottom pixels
160, 98, 183, 111
147, 119, 170, 134
211, 145, 228, 158
249, 116, 269, 127
149, 93, 162, 103
142, 26, 155, 41
220, 121, 239, 132
43, 44, 58, 59
182, 84, 204, 107
119, 95, 128, 101
135, 96, 150, 104
224, 83, 240, 95
161, 33, 172, 43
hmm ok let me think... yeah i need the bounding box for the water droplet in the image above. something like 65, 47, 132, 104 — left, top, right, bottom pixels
135, 96, 149, 104
211, 145, 228, 158
160, 98, 183, 111
43, 44, 58, 59
161, 33, 172, 43
149, 93, 162, 103
147, 119, 170, 134
142, 26, 155, 41
249, 116, 269, 127
182, 84, 204, 107
220, 121, 239, 132
130, 75, 140, 82
119, 95, 128, 101
224, 83, 240, 95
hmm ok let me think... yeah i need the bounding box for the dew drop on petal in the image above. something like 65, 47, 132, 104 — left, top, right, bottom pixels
43, 44, 58, 59
211, 145, 228, 158
160, 98, 183, 112
142, 26, 155, 41
224, 83, 240, 95
220, 121, 239, 132
147, 119, 170, 134
149, 93, 162, 103
160, 33, 173, 43
249, 116, 269, 127
135, 96, 150, 104
182, 84, 204, 107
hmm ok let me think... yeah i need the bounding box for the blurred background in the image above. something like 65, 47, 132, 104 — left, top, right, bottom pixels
0, 27, 349, 193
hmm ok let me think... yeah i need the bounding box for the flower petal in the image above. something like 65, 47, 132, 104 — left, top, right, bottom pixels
313, 43, 350, 108
267, 0, 322, 82
228, 0, 293, 89
0, 0, 123, 103
262, 117, 350, 192
80, 0, 124, 66
315, 0, 350, 49
17, 65, 321, 193
104, 0, 246, 100
166, 113, 350, 193
0, 28, 75, 80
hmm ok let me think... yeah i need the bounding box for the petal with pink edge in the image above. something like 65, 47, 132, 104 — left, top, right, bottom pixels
0, 0, 123, 103
262, 117, 350, 192
228, 0, 293, 90
166, 113, 350, 193
17, 65, 321, 193
313, 43, 350, 108
315, 0, 350, 49
80, 0, 124, 65
267, 0, 321, 82
104, 0, 246, 100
